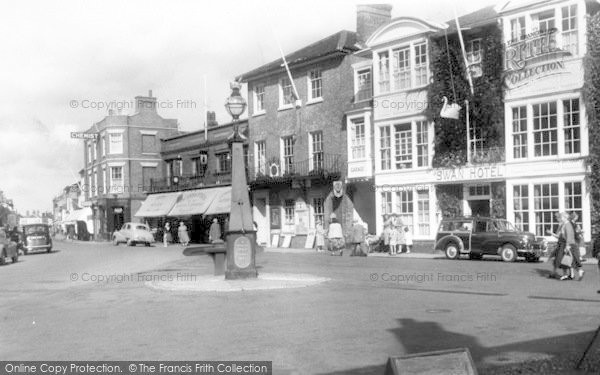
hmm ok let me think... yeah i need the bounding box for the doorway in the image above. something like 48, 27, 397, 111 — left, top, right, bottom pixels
112, 207, 124, 231
469, 200, 490, 217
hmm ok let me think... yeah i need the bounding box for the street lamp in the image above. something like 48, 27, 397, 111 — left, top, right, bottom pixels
223, 81, 256, 279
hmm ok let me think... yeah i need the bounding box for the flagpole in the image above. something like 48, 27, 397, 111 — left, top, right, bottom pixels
453, 8, 474, 95
203, 75, 208, 141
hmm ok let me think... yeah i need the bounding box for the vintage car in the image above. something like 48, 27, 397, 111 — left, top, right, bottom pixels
435, 217, 545, 262
113, 223, 154, 246
0, 228, 19, 265
22, 223, 53, 254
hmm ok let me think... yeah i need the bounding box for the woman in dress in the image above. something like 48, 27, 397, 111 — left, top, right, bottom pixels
327, 214, 345, 256
178, 221, 190, 246
163, 222, 172, 247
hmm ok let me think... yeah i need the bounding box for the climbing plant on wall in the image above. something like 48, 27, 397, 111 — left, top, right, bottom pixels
583, 11, 600, 235
427, 25, 505, 168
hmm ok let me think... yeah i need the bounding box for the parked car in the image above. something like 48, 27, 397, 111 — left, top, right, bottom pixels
0, 228, 19, 265
22, 223, 53, 254
435, 217, 545, 262
113, 223, 154, 246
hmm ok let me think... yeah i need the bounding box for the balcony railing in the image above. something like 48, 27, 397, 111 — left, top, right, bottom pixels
251, 153, 342, 182
470, 146, 505, 164
149, 171, 232, 193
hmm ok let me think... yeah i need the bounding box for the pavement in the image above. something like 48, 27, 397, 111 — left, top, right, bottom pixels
1, 240, 599, 374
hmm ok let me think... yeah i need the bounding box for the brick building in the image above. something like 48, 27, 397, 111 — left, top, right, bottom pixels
238, 5, 391, 247
133, 118, 248, 243
82, 91, 179, 240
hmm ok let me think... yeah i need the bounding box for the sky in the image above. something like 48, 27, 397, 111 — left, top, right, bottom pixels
0, 0, 500, 214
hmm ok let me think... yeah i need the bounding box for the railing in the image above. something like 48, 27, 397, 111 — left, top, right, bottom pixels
149, 171, 233, 193
250, 153, 342, 181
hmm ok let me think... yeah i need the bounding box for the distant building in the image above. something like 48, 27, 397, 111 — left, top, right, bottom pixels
82, 91, 179, 240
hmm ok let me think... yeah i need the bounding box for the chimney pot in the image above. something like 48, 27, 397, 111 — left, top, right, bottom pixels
357, 4, 392, 43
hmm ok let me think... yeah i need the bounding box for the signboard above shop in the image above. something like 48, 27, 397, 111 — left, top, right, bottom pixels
71, 132, 99, 140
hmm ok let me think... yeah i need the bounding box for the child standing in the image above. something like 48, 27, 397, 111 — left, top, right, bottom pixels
404, 226, 412, 254
396, 224, 405, 254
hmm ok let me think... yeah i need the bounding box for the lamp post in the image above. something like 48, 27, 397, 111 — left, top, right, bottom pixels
223, 81, 257, 279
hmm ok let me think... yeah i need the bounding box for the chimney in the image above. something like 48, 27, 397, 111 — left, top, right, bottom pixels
207, 111, 218, 127
135, 90, 157, 113
357, 4, 392, 43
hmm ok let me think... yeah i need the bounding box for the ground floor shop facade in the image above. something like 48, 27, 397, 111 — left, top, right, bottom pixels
373, 160, 592, 242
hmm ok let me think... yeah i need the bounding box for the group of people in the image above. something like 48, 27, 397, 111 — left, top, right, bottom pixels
314, 214, 369, 256
381, 215, 413, 255
161, 218, 223, 248
547, 212, 586, 281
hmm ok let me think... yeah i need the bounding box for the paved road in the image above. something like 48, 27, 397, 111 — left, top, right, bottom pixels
1, 241, 599, 374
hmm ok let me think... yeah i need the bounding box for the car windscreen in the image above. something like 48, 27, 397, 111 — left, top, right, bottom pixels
496, 220, 518, 231
135, 225, 149, 231
440, 221, 472, 231
24, 225, 49, 235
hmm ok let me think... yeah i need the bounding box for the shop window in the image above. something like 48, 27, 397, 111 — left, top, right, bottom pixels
381, 192, 392, 221
533, 102, 558, 157
563, 99, 580, 154
417, 190, 430, 235
416, 121, 428, 167
379, 126, 391, 170
351, 118, 366, 160
561, 5, 578, 56
394, 123, 412, 169
284, 199, 295, 226
313, 198, 324, 227
533, 183, 559, 237
512, 106, 528, 159
513, 185, 529, 232
395, 190, 413, 230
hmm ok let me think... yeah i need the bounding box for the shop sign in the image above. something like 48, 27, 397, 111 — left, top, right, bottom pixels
504, 28, 570, 89
431, 165, 505, 182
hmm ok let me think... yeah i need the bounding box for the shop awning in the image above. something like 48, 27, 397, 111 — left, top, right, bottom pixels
204, 186, 231, 215
134, 192, 181, 217
167, 188, 223, 217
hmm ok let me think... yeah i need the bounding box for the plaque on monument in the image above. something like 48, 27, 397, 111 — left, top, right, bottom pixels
233, 236, 252, 269
384, 348, 477, 375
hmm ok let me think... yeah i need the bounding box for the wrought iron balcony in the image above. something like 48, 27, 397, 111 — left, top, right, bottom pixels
470, 146, 505, 164
149, 171, 232, 193
250, 153, 342, 183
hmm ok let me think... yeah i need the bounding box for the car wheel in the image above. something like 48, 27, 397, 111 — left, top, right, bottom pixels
113, 237, 119, 246
145, 242, 151, 247
501, 244, 517, 262
12, 255, 18, 263
47, 248, 52, 253
445, 242, 460, 260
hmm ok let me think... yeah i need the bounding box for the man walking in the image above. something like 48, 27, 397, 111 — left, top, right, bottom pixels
350, 219, 366, 257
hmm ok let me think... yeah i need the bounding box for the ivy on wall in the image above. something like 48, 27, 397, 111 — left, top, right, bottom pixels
436, 185, 463, 218
427, 25, 505, 168
583, 11, 600, 235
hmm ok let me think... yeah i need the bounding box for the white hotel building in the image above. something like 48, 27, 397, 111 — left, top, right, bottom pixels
347, 0, 597, 242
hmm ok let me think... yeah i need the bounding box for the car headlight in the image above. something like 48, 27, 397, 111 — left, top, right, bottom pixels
522, 236, 529, 244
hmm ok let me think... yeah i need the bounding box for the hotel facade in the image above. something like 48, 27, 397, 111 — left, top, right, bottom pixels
358, 0, 597, 242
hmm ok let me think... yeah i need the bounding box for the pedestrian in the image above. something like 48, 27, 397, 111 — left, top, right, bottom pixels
209, 218, 222, 243
404, 226, 412, 254
163, 222, 172, 247
389, 224, 398, 255
382, 223, 391, 254
327, 213, 344, 256
350, 219, 366, 257
315, 220, 325, 252
548, 212, 583, 280
396, 224, 406, 254
570, 212, 586, 262
178, 221, 189, 246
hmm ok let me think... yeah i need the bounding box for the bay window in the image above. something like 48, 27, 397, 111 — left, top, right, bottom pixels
377, 40, 428, 93
379, 121, 430, 170
394, 124, 412, 169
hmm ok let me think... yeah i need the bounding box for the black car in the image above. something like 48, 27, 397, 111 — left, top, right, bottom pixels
22, 223, 53, 254
435, 217, 545, 262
